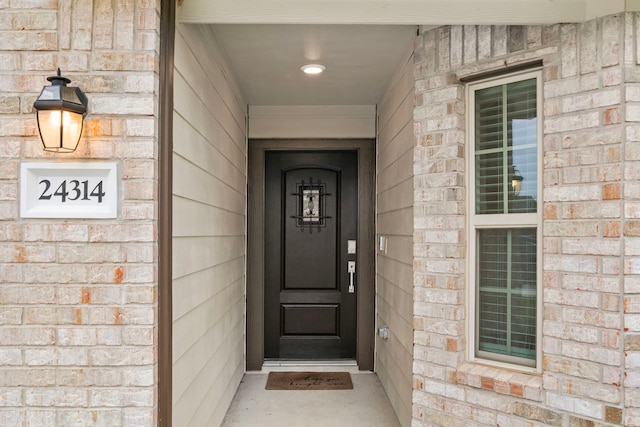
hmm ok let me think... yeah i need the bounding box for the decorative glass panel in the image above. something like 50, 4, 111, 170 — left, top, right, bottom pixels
291, 178, 331, 232
302, 188, 320, 223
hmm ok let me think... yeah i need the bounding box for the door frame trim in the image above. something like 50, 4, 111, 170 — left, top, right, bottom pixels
247, 139, 375, 370
158, 0, 175, 424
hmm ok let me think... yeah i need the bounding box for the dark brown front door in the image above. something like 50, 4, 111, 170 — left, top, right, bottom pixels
264, 150, 358, 359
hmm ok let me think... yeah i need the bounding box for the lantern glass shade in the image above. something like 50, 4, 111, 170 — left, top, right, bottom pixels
512, 174, 523, 196
34, 72, 87, 153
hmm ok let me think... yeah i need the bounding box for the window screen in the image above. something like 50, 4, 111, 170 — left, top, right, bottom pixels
477, 229, 536, 363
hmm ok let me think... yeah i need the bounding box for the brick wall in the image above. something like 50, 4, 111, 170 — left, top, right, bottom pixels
0, 1, 160, 425
413, 14, 638, 426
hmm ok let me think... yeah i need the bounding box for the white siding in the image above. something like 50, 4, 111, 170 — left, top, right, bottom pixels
172, 23, 247, 427
376, 45, 415, 427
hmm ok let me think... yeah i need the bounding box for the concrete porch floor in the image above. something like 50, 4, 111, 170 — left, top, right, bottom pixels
221, 364, 401, 426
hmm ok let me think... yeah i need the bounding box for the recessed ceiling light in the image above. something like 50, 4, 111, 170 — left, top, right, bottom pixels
300, 64, 326, 75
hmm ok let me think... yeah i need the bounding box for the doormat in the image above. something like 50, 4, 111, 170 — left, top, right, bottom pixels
265, 372, 353, 390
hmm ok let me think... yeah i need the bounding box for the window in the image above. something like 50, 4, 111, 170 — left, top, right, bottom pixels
468, 71, 541, 368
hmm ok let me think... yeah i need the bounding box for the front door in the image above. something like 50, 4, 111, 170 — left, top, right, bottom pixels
264, 150, 358, 359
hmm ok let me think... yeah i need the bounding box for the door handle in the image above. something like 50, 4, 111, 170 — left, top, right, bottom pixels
348, 261, 356, 293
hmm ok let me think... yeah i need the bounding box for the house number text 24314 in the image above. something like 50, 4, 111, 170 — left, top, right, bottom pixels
39, 178, 106, 203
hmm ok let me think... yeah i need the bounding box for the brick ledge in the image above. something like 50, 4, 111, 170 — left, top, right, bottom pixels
456, 362, 543, 402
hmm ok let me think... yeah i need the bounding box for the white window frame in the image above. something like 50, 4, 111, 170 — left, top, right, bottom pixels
466, 69, 543, 372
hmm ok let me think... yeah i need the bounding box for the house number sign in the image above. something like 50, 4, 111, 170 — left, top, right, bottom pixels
21, 163, 118, 219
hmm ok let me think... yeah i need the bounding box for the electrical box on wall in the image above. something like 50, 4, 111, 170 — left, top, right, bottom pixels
347, 239, 356, 254
379, 236, 387, 253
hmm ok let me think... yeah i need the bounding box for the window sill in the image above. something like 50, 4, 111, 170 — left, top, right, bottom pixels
456, 362, 543, 402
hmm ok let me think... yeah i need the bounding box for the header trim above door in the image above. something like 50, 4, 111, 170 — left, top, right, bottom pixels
249, 106, 376, 139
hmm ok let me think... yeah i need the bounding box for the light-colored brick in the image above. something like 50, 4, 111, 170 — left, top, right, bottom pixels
89, 224, 154, 242
25, 388, 88, 407
57, 368, 121, 387
58, 409, 122, 426
123, 409, 154, 425
89, 347, 154, 366
0, 2, 160, 424
0, 388, 22, 407
412, 15, 634, 427
24, 224, 88, 242
602, 14, 622, 67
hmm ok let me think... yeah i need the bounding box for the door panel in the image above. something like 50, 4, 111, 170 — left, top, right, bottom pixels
282, 305, 338, 335
265, 150, 357, 359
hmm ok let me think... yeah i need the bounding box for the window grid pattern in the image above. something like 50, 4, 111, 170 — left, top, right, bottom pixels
477, 229, 536, 361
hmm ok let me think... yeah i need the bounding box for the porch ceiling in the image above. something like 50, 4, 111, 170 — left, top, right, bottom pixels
210, 24, 417, 106
178, 0, 629, 107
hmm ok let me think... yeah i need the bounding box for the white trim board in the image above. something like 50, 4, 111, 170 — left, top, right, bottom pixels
178, 0, 627, 25
248, 105, 376, 139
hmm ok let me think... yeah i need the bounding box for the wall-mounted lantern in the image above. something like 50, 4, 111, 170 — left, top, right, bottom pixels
33, 69, 88, 153
512, 167, 523, 197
